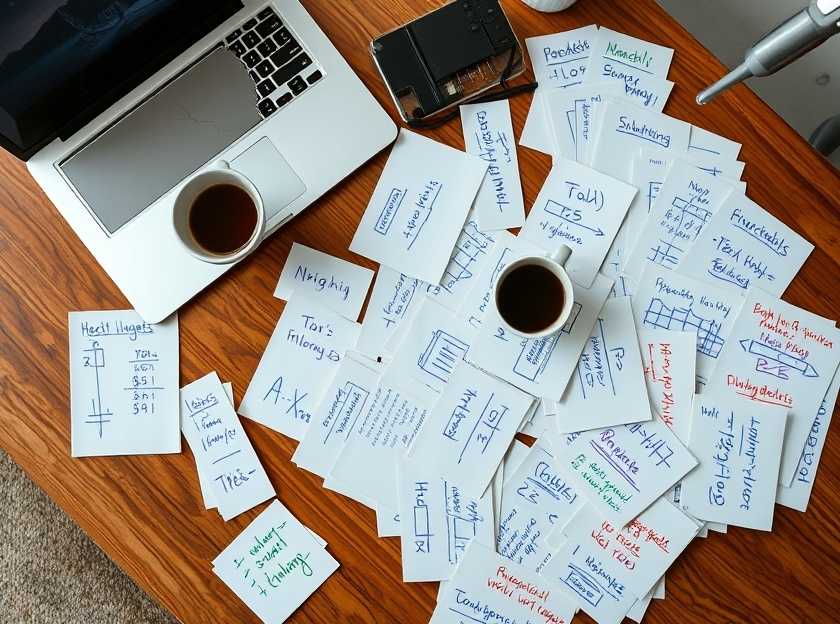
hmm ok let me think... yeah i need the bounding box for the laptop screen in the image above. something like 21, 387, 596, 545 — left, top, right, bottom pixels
0, 0, 243, 161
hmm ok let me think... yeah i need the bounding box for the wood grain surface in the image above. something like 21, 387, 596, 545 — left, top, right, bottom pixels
1, 1, 839, 623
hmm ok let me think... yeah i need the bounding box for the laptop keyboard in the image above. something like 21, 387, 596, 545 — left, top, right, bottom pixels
224, 5, 323, 119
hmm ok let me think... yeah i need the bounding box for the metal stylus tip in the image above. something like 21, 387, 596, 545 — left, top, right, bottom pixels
696, 62, 754, 106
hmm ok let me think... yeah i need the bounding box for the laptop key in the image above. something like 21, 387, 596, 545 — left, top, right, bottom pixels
225, 29, 242, 44
229, 40, 246, 57
273, 27, 292, 46
257, 79, 277, 97
255, 59, 274, 79
270, 53, 311, 86
305, 70, 323, 85
242, 50, 261, 68
288, 76, 307, 95
276, 92, 294, 108
269, 40, 302, 68
257, 38, 277, 57
256, 15, 283, 38
242, 30, 261, 49
257, 7, 275, 19
258, 98, 278, 117
243, 18, 258, 30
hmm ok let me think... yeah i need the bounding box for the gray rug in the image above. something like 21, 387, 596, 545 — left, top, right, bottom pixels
0, 449, 176, 624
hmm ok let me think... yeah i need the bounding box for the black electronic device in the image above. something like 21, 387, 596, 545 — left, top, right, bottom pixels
371, 0, 525, 124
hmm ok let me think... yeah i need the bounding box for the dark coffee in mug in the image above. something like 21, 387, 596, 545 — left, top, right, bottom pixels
188, 183, 258, 255
496, 264, 566, 334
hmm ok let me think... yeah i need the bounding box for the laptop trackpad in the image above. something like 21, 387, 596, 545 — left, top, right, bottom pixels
232, 137, 306, 223
60, 47, 261, 234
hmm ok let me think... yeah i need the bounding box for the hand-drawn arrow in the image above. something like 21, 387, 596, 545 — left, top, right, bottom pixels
739, 339, 818, 378
544, 201, 605, 236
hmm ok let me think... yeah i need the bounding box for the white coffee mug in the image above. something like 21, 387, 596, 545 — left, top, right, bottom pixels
494, 245, 575, 338
172, 161, 265, 264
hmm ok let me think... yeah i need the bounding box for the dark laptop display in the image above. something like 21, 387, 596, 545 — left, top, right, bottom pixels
0, 0, 242, 161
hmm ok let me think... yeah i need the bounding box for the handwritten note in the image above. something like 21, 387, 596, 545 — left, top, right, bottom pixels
680, 392, 788, 530
326, 369, 434, 512
460, 101, 525, 231
408, 361, 534, 498
777, 365, 840, 511
631, 265, 744, 386
291, 354, 382, 479
639, 329, 697, 443
623, 159, 742, 282
585, 27, 675, 88
181, 372, 274, 521
213, 500, 339, 623
397, 458, 494, 581
587, 99, 691, 182
678, 193, 814, 295
498, 441, 583, 571
467, 273, 613, 400
69, 310, 179, 457
557, 418, 698, 525
431, 542, 578, 624
356, 266, 425, 359
274, 243, 374, 320
520, 25, 599, 154
192, 380, 234, 510
238, 297, 360, 440
350, 129, 487, 284
557, 296, 653, 432
544, 81, 625, 159
556, 497, 699, 599
704, 289, 840, 486
520, 157, 637, 287
388, 297, 476, 393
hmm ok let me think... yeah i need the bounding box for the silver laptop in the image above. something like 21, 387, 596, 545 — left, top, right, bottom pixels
0, 0, 396, 322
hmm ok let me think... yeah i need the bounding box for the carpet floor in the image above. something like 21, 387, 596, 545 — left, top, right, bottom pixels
0, 449, 177, 624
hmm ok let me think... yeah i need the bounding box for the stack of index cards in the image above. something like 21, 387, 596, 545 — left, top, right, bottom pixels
213, 500, 338, 623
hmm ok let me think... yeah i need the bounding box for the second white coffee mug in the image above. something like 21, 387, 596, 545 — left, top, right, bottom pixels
494, 245, 575, 338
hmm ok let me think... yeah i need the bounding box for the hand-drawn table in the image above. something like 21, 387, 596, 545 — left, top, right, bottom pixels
1, 1, 839, 622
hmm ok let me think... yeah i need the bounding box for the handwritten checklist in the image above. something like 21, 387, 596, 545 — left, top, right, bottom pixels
408, 361, 533, 498
431, 542, 577, 624
350, 129, 487, 284
468, 273, 613, 400
69, 310, 179, 457
274, 243, 374, 320
520, 157, 638, 287
704, 289, 840, 486
557, 296, 652, 432
397, 458, 494, 582
678, 193, 814, 295
213, 500, 339, 623
181, 372, 274, 521
239, 297, 361, 440
558, 417, 698, 526
460, 101, 525, 231
681, 392, 788, 530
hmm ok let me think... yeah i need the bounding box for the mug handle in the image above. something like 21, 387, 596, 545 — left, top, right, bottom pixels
549, 244, 572, 267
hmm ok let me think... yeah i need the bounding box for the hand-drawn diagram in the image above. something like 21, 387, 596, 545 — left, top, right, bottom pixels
643, 298, 725, 358
740, 338, 819, 380
646, 181, 663, 212
412, 481, 433, 554
544, 199, 606, 237
418, 331, 470, 384
82, 340, 112, 438
646, 194, 714, 269
563, 554, 617, 608
443, 481, 485, 565
439, 221, 495, 293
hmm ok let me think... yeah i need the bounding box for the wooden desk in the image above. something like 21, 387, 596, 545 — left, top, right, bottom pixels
1, 1, 839, 622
